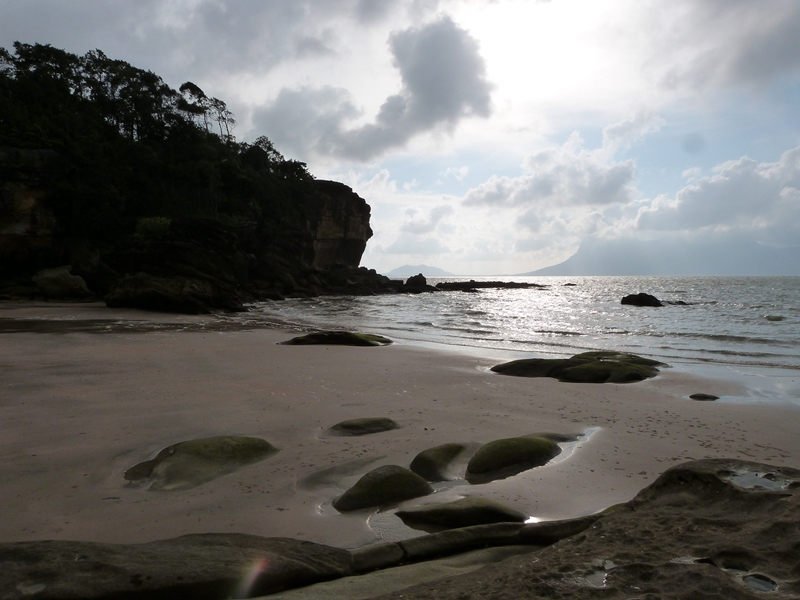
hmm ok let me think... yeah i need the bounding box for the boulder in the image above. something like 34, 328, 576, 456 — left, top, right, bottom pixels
402, 273, 437, 293
466, 436, 561, 483
105, 273, 245, 314
397, 523, 525, 561
396, 497, 528, 531
32, 266, 94, 301
621, 292, 663, 307
690, 393, 719, 401
329, 418, 400, 436
333, 466, 434, 512
279, 331, 393, 346
124, 436, 278, 491
409, 443, 472, 482
0, 533, 353, 599
490, 351, 665, 384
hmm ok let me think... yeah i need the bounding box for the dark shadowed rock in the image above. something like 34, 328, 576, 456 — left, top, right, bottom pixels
690, 393, 719, 401
466, 436, 561, 483
124, 436, 278, 491
397, 497, 528, 531
519, 514, 600, 546
329, 418, 400, 436
279, 331, 393, 346
105, 273, 245, 314
621, 292, 663, 307
32, 266, 94, 301
410, 443, 473, 482
402, 273, 437, 293
490, 351, 665, 384
0, 533, 353, 599
333, 466, 434, 512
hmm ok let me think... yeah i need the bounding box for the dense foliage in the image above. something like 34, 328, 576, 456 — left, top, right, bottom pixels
0, 42, 313, 241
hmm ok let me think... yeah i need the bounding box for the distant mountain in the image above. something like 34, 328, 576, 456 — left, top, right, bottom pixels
521, 236, 800, 276
384, 264, 455, 278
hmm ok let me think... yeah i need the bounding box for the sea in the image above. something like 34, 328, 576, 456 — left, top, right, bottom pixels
229, 275, 800, 406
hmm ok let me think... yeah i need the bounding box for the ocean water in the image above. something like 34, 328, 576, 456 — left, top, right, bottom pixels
233, 276, 800, 404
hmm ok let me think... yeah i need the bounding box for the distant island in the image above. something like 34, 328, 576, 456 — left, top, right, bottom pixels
521, 236, 800, 276
384, 264, 455, 278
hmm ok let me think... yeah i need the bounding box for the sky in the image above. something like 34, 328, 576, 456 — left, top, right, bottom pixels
2, 0, 800, 275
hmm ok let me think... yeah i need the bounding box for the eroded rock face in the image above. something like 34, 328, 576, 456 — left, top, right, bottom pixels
310, 180, 373, 270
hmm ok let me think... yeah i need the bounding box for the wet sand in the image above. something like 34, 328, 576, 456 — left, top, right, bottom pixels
1, 302, 799, 550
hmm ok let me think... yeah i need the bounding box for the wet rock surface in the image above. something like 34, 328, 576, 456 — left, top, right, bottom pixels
465, 435, 561, 483
328, 418, 400, 436
409, 443, 474, 482
280, 331, 393, 346
0, 534, 353, 599
491, 351, 665, 384
124, 436, 278, 491
333, 466, 434, 512
396, 497, 528, 531
5, 459, 800, 599
690, 392, 720, 401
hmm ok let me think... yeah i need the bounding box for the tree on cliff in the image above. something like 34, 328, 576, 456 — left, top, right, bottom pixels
0, 42, 312, 241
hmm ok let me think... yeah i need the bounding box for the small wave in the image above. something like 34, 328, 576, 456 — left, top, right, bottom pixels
668, 332, 786, 346
533, 329, 583, 336
466, 310, 489, 316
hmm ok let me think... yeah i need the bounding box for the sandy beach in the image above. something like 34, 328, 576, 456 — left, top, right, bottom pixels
1, 302, 799, 553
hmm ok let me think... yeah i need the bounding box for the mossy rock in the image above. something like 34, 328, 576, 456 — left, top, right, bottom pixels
466, 436, 561, 483
396, 497, 528, 531
333, 465, 433, 512
124, 436, 278, 491
329, 417, 400, 436
410, 443, 471, 482
279, 331, 393, 346
490, 351, 665, 383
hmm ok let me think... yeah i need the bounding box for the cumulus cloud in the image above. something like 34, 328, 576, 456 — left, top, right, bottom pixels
253, 16, 492, 160
400, 204, 454, 234
463, 131, 637, 208
636, 144, 800, 246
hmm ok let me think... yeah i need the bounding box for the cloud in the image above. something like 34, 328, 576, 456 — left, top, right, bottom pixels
463, 130, 637, 208
253, 15, 492, 161
400, 204, 454, 234
652, 1, 800, 91
601, 112, 665, 154
636, 144, 800, 246
383, 234, 451, 255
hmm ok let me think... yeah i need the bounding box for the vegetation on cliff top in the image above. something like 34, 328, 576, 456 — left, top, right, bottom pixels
0, 42, 313, 241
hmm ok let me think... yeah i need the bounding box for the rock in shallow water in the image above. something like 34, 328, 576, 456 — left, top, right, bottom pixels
466, 436, 561, 483
491, 351, 665, 384
279, 331, 393, 346
333, 465, 433, 512
124, 436, 278, 491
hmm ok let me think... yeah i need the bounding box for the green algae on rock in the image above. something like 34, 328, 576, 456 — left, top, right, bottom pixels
124, 436, 278, 491
279, 331, 393, 346
490, 350, 666, 383
466, 436, 561, 484
329, 417, 400, 436
409, 443, 472, 482
333, 465, 434, 512
397, 497, 528, 531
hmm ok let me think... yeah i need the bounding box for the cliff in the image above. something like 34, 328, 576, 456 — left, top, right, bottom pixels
0, 43, 400, 312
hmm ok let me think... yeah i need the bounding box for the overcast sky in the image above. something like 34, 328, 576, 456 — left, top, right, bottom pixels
3, 0, 800, 274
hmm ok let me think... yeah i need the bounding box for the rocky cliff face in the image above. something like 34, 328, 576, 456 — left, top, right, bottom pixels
310, 180, 373, 270
0, 148, 397, 311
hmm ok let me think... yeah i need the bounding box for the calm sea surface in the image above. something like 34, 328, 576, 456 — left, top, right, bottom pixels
232, 276, 800, 405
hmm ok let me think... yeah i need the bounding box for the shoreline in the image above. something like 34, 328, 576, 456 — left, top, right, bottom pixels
1, 302, 799, 551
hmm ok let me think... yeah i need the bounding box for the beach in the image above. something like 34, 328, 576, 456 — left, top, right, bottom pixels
2, 302, 798, 554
